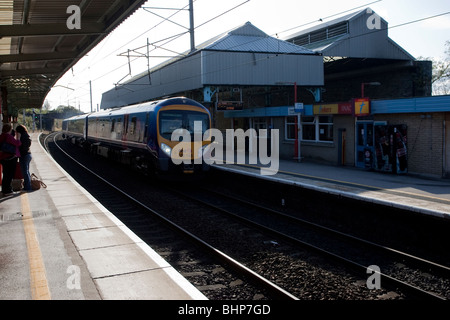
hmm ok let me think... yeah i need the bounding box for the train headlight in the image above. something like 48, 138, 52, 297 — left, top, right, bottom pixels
160, 143, 172, 157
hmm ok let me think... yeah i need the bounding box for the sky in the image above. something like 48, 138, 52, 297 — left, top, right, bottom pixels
45, 0, 450, 113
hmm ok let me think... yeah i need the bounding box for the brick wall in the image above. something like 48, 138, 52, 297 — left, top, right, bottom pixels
323, 60, 432, 102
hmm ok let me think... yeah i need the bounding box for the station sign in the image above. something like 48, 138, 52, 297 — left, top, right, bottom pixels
216, 101, 244, 111
313, 102, 353, 115
294, 102, 304, 112
338, 102, 353, 114
354, 98, 371, 116
313, 103, 338, 115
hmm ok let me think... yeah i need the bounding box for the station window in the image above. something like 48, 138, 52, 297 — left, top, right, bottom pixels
302, 115, 333, 142
302, 116, 316, 141
285, 116, 297, 140
252, 117, 267, 131
318, 116, 333, 142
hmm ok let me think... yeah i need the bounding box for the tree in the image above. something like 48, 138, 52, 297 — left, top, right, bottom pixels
431, 41, 450, 95
55, 105, 84, 118
43, 99, 51, 111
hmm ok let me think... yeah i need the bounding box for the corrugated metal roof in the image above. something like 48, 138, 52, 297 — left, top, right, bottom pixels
0, 0, 13, 57
101, 22, 323, 109
286, 9, 377, 40
284, 7, 413, 60
372, 95, 450, 114
126, 22, 315, 85
302, 34, 349, 52
202, 22, 315, 54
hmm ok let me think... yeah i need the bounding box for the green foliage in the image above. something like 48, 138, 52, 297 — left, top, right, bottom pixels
17, 104, 85, 131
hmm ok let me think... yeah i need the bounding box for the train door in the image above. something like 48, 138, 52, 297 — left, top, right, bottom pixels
144, 112, 149, 138
84, 115, 88, 140
355, 121, 374, 169
123, 114, 129, 141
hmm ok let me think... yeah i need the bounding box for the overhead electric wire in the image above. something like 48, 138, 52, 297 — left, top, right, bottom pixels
57, 1, 450, 111
107, 9, 450, 98
389, 11, 450, 31
77, 0, 372, 76
117, 0, 251, 58
195, 0, 250, 29
275, 0, 383, 37
78, 0, 252, 88
64, 9, 450, 92
61, 0, 380, 89
74, 1, 194, 77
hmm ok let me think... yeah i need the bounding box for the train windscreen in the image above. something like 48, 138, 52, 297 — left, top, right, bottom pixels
159, 110, 209, 141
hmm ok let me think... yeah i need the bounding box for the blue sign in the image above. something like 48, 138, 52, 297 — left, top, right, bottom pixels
294, 103, 304, 112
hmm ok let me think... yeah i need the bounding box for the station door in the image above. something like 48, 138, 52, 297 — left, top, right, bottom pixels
355, 121, 374, 169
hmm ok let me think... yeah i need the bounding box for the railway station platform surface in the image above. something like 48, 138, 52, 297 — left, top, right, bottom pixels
0, 133, 207, 300
212, 159, 450, 221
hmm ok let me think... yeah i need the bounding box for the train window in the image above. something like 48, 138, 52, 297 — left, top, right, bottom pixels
160, 112, 183, 139
116, 118, 122, 134
130, 117, 137, 135
159, 110, 209, 140
111, 119, 115, 132
188, 114, 209, 135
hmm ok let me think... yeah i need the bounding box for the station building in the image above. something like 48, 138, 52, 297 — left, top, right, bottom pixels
100, 8, 450, 178
280, 8, 446, 178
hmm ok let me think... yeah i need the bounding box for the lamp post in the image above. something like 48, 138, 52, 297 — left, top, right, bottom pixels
361, 82, 381, 98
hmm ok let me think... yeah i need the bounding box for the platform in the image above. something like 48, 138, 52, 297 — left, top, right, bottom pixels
0, 133, 207, 300
212, 160, 450, 221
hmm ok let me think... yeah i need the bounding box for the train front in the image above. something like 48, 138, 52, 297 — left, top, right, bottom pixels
156, 100, 211, 176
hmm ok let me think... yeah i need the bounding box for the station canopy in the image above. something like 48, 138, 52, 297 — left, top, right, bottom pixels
100, 22, 323, 109
0, 0, 146, 114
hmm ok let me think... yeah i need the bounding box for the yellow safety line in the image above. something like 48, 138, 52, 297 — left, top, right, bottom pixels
21, 192, 51, 300
233, 163, 450, 203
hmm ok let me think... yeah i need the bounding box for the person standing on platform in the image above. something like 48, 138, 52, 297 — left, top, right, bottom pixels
15, 125, 32, 192
0, 124, 22, 195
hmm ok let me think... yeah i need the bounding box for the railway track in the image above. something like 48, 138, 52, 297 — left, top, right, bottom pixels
42, 132, 449, 300
170, 185, 450, 300
42, 132, 296, 300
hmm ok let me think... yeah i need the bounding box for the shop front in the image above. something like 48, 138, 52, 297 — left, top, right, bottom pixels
221, 95, 450, 177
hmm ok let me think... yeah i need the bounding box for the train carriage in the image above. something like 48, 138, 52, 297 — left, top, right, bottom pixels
62, 97, 211, 176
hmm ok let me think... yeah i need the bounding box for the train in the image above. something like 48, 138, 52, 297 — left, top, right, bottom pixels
62, 97, 212, 176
